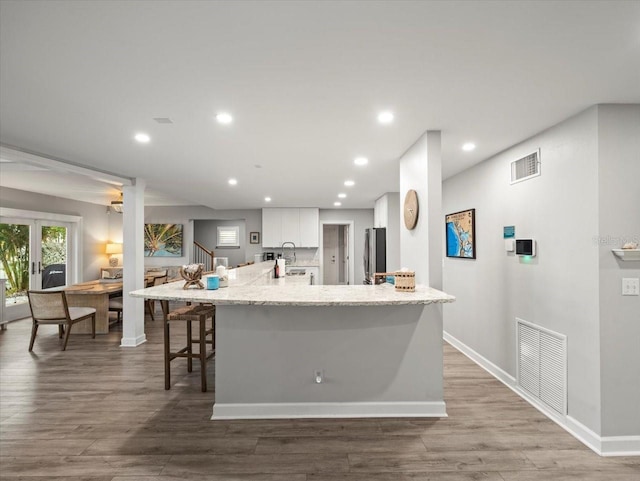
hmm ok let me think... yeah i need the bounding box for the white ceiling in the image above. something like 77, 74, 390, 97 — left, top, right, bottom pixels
1, 0, 639, 210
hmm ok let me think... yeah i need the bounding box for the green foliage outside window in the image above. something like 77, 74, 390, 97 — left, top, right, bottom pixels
0, 224, 29, 297
0, 224, 66, 297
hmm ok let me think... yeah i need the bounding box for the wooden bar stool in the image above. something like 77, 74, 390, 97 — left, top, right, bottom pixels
164, 304, 215, 392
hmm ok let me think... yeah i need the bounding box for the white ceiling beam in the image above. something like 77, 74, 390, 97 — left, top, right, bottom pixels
0, 143, 133, 187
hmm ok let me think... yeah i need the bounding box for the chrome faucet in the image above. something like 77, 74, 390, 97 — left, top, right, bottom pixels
281, 241, 296, 265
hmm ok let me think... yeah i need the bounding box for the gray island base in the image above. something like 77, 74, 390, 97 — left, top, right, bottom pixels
215, 302, 448, 419
130, 262, 455, 420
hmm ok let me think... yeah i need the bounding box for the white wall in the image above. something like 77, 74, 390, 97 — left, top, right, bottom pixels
319, 209, 373, 285
597, 104, 640, 437
194, 218, 247, 267
0, 186, 110, 281
114, 205, 263, 269
444, 106, 618, 436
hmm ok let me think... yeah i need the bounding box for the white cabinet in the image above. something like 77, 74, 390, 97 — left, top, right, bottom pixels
280, 208, 300, 245
262, 208, 319, 248
262, 208, 282, 248
374, 195, 388, 228
298, 208, 319, 247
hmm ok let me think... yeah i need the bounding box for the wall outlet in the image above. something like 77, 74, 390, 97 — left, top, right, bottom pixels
622, 278, 639, 296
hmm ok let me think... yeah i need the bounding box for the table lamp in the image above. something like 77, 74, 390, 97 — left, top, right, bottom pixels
106, 243, 123, 267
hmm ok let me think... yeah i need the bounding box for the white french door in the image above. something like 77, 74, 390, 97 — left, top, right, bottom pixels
1, 216, 73, 321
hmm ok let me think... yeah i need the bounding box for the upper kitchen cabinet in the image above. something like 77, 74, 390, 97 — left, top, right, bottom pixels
262, 208, 319, 248
298, 208, 319, 247
280, 208, 300, 246
262, 208, 282, 247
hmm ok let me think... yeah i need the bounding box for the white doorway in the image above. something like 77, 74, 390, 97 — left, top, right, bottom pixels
319, 220, 354, 286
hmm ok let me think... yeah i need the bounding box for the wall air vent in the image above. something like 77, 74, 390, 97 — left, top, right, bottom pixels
517, 318, 567, 415
511, 149, 540, 184
153, 117, 174, 124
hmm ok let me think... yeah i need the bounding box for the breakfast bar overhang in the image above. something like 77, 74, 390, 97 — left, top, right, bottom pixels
131, 267, 455, 420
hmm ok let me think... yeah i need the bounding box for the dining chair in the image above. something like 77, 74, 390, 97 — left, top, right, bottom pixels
108, 271, 169, 322
108, 296, 124, 323
27, 290, 96, 351
146, 274, 168, 321
108, 277, 154, 323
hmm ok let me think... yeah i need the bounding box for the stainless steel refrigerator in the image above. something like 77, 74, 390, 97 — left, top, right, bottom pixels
363, 227, 386, 284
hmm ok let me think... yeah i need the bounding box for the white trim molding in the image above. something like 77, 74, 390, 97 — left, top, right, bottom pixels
212, 401, 447, 420
0, 207, 83, 288
443, 331, 640, 457
120, 334, 147, 348
1, 143, 132, 186
318, 220, 355, 286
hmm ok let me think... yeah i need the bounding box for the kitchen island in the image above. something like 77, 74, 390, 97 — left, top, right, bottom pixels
131, 262, 455, 419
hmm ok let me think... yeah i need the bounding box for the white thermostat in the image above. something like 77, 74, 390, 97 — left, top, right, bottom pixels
515, 239, 536, 256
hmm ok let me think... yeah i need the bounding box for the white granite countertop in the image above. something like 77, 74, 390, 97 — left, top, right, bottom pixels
130, 261, 454, 306
131, 282, 454, 307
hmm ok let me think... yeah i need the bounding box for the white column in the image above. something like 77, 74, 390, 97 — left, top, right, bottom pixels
399, 131, 442, 288
121, 179, 146, 347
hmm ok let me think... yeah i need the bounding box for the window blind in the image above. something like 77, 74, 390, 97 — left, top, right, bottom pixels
217, 226, 240, 247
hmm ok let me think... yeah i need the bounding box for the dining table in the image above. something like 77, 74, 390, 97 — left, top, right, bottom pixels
64, 275, 159, 334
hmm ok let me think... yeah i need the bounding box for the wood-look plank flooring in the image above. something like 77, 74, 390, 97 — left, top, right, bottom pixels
1, 306, 638, 480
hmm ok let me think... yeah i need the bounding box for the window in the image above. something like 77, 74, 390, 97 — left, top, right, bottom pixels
217, 225, 240, 248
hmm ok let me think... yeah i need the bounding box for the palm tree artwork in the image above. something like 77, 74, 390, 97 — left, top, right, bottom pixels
144, 224, 183, 257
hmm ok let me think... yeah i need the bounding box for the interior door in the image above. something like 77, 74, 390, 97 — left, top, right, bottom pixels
0, 217, 71, 322
322, 225, 339, 285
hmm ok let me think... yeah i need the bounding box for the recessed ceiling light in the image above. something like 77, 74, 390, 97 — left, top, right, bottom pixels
216, 112, 233, 124
338, 193, 347, 199
354, 156, 368, 166
377, 111, 394, 124
228, 178, 238, 186
264, 196, 272, 202
334, 202, 342, 207
134, 133, 150, 143
462, 142, 476, 151
344, 180, 355, 187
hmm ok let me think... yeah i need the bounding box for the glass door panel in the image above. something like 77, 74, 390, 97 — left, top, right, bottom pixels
1, 218, 72, 322
39, 224, 68, 289
0, 220, 33, 320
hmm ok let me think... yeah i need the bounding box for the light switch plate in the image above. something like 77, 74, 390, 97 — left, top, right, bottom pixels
622, 278, 639, 296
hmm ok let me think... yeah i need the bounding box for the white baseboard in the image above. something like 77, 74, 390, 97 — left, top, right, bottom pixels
600, 435, 640, 456
443, 331, 516, 387
212, 401, 448, 420
120, 334, 147, 347
443, 331, 640, 457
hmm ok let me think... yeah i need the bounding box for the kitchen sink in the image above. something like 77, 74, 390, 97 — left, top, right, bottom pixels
286, 268, 306, 276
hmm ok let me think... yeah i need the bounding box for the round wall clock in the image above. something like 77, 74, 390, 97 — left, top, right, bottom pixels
403, 189, 419, 230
